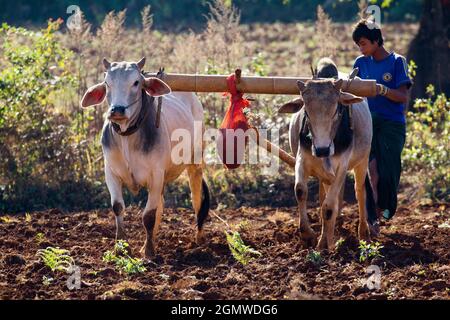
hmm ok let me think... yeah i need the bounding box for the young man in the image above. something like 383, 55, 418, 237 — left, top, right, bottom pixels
352, 19, 412, 236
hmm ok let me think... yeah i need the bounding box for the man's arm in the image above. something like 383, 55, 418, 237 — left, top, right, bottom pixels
377, 55, 412, 104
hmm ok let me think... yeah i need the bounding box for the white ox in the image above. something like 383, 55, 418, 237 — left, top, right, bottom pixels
81, 58, 209, 259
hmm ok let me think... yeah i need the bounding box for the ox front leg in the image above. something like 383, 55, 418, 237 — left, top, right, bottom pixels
105, 166, 127, 241
141, 175, 164, 259
295, 162, 316, 247
317, 170, 347, 251
354, 162, 371, 242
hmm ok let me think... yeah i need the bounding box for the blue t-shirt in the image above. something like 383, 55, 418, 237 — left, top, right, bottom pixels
353, 52, 412, 123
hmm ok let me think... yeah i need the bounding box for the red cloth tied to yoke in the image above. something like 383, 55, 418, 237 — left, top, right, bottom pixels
218, 74, 251, 169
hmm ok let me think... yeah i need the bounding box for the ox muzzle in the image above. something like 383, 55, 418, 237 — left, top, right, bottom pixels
109, 105, 127, 120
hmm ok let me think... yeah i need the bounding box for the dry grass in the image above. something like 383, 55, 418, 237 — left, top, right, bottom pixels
0, 1, 419, 210
315, 5, 337, 62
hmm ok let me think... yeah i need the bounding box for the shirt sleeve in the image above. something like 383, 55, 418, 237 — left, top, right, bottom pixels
353, 57, 361, 77
394, 55, 412, 89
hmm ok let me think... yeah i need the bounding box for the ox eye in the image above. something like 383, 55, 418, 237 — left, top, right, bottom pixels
133, 81, 139, 87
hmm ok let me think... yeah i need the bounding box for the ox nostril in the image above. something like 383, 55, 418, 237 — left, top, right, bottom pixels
111, 106, 126, 115
314, 147, 330, 158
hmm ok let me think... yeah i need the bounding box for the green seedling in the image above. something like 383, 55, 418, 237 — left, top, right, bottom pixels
306, 250, 323, 265
88, 270, 99, 277
359, 240, 384, 263
225, 230, 262, 265
102, 240, 146, 275
35, 232, 46, 243
211, 210, 262, 266
36, 247, 74, 272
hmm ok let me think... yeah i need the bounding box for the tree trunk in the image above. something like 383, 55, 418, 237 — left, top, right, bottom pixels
407, 0, 450, 101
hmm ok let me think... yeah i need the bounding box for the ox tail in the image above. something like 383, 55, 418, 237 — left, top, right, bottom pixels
197, 179, 210, 230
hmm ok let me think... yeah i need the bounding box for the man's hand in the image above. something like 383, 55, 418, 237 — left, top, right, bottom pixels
376, 84, 409, 103
376, 84, 388, 96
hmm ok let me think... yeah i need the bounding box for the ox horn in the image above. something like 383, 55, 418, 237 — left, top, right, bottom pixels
102, 58, 111, 70
310, 63, 318, 80
137, 57, 146, 70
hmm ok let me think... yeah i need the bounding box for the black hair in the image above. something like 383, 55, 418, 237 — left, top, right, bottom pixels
352, 19, 384, 46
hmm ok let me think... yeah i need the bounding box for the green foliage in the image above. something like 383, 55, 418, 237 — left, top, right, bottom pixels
306, 250, 323, 265
358, 240, 383, 263
36, 247, 75, 272
408, 60, 417, 79
0, 21, 105, 213
404, 88, 450, 201
103, 240, 147, 275
224, 230, 261, 265
0, 21, 71, 181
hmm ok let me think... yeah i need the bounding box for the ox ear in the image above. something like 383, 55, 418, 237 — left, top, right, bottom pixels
80, 83, 107, 108
143, 77, 171, 97
339, 92, 364, 106
278, 97, 304, 114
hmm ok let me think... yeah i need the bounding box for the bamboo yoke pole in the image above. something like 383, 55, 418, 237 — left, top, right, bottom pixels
144, 72, 377, 97
144, 70, 376, 168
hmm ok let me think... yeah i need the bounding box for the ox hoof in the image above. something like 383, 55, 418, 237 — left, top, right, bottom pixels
300, 229, 317, 248
302, 234, 317, 248
360, 234, 372, 243
359, 223, 372, 241
141, 242, 155, 259
196, 230, 206, 246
